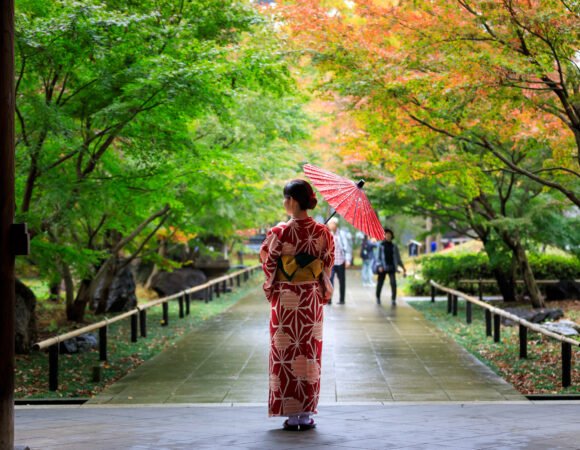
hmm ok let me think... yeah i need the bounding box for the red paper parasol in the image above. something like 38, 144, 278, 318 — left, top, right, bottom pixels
303, 164, 385, 241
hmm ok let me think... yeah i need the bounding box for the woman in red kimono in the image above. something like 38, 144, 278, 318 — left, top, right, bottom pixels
260, 179, 334, 431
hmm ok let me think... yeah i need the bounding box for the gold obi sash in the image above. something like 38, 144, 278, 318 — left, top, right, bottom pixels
275, 253, 323, 282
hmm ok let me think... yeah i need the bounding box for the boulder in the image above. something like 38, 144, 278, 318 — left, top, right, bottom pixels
151, 267, 208, 299
540, 320, 579, 336
545, 280, 580, 301
15, 279, 37, 354
92, 263, 138, 313
59, 333, 98, 354
502, 307, 564, 326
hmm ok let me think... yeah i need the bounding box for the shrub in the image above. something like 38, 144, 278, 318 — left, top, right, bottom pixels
408, 252, 580, 295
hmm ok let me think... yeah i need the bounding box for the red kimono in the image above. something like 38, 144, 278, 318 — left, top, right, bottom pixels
260, 217, 334, 417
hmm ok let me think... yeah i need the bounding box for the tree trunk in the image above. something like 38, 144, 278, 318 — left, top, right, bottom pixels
499, 231, 545, 308
490, 266, 516, 302
67, 279, 91, 322
48, 280, 61, 302
513, 240, 545, 308
145, 238, 166, 290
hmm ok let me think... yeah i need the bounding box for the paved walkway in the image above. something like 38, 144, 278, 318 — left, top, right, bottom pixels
15, 402, 580, 449
17, 271, 580, 449
88, 271, 521, 404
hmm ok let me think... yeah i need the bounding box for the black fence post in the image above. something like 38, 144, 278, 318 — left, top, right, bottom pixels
209, 284, 213, 301
130, 314, 138, 343
478, 281, 483, 301
222, 280, 227, 293
215, 283, 220, 298
485, 310, 492, 337
519, 325, 527, 359
99, 326, 108, 361
179, 295, 184, 318
562, 342, 572, 388
493, 314, 501, 343
229, 277, 234, 288
466, 301, 472, 324
430, 285, 435, 303
447, 293, 452, 314
185, 293, 190, 316
452, 295, 458, 316
162, 302, 169, 326
236, 274, 241, 287
49, 345, 59, 391
139, 309, 147, 338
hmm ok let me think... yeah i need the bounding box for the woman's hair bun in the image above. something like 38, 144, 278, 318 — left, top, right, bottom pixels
284, 179, 317, 211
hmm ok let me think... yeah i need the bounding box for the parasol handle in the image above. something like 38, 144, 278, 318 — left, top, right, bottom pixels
323, 179, 365, 224
324, 210, 337, 225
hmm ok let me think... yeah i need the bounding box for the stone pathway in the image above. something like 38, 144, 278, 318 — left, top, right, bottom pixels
89, 271, 522, 404
15, 402, 580, 449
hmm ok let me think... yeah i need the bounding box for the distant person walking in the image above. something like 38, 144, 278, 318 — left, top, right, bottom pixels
327, 217, 352, 304
260, 179, 334, 431
360, 236, 377, 287
375, 228, 406, 306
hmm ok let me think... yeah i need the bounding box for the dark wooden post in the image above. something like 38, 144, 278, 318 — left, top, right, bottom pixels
447, 293, 452, 314
493, 314, 501, 343
185, 293, 190, 316
430, 285, 435, 303
208, 285, 213, 301
162, 302, 169, 326
478, 280, 483, 301
519, 325, 527, 359
139, 309, 147, 338
562, 342, 571, 388
485, 310, 492, 337
130, 314, 138, 343
49, 345, 59, 391
236, 274, 241, 287
466, 301, 472, 324
215, 282, 220, 298
452, 295, 458, 316
178, 295, 184, 318
229, 277, 234, 288
0, 0, 16, 446
99, 326, 108, 361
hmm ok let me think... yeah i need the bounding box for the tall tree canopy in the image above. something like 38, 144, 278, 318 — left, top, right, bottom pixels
15, 0, 311, 320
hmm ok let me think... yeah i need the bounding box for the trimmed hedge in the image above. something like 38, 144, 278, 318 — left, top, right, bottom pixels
409, 252, 580, 296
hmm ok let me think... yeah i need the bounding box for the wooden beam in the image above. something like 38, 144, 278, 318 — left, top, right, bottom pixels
0, 0, 16, 447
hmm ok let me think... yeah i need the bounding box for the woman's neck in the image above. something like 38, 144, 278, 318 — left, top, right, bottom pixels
291, 210, 309, 220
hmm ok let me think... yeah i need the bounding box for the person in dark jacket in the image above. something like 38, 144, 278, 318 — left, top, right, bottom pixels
375, 228, 406, 306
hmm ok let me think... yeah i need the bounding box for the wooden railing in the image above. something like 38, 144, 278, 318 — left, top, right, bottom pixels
33, 265, 261, 391
429, 280, 579, 388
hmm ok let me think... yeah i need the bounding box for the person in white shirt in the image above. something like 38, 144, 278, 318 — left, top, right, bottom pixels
327, 217, 352, 304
